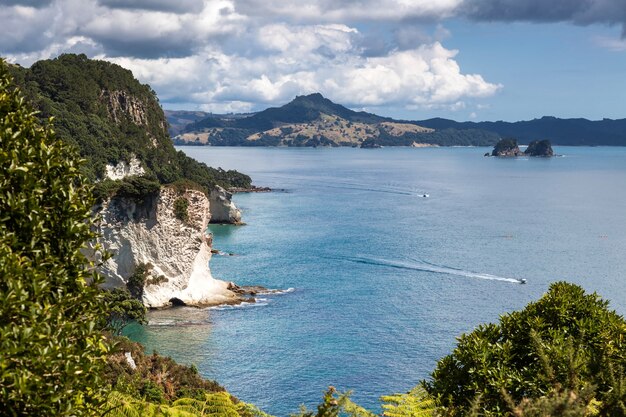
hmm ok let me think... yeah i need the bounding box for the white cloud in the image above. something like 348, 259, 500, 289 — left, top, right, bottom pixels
1, 0, 503, 112
236, 0, 462, 22
594, 35, 626, 51
107, 36, 501, 113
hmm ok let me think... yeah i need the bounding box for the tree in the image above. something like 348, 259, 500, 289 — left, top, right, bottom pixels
0, 59, 109, 416
101, 289, 147, 335
425, 282, 626, 416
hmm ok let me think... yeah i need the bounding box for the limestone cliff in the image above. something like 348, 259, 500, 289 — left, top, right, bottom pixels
105, 156, 146, 180
96, 187, 241, 308
10, 54, 253, 307
208, 186, 242, 224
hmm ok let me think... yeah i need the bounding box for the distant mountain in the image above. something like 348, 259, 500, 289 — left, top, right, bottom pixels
165, 110, 211, 136
165, 110, 256, 136
415, 116, 626, 146
169, 94, 626, 147
171, 93, 500, 147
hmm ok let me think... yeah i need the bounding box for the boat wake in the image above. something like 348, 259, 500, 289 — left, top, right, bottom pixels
335, 255, 523, 284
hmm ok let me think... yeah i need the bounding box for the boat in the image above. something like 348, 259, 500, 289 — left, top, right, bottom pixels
519, 278, 527, 284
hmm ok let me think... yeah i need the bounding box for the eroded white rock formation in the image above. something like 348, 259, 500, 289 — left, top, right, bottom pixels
96, 187, 240, 308
105, 156, 146, 180
208, 185, 242, 224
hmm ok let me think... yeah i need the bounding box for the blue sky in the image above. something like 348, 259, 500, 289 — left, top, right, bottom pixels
1, 0, 625, 122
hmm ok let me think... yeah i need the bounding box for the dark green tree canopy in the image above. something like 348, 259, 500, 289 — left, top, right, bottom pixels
426, 281, 626, 416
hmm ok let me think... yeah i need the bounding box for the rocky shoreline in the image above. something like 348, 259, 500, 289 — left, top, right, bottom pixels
228, 186, 272, 193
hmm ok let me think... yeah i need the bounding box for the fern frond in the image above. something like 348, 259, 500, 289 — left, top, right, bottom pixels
341, 397, 378, 417
380, 386, 438, 417
237, 402, 276, 417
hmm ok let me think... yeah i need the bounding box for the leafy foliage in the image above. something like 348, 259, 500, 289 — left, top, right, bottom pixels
426, 282, 626, 416
127, 263, 151, 299
0, 59, 109, 416
381, 386, 439, 417
102, 289, 147, 335
104, 337, 226, 404
105, 391, 259, 417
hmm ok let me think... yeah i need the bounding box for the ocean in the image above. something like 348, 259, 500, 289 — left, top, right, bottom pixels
125, 146, 626, 415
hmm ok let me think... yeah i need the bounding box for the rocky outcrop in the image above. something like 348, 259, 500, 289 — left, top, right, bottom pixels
524, 140, 554, 156
208, 186, 242, 224
105, 156, 146, 180
101, 89, 149, 127
96, 187, 242, 308
491, 138, 523, 156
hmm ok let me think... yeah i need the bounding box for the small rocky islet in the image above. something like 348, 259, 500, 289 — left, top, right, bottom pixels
486, 138, 554, 157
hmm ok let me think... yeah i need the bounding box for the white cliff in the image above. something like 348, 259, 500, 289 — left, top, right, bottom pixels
208, 185, 242, 224
96, 186, 241, 308
105, 156, 146, 180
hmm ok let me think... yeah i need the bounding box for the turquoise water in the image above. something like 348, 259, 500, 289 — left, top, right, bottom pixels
126, 147, 626, 415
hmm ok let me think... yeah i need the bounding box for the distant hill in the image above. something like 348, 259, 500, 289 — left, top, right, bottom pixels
171, 93, 500, 147
169, 94, 626, 147
415, 116, 626, 146
165, 110, 211, 136
165, 110, 256, 136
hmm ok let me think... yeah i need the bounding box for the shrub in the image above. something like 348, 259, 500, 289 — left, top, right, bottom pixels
0, 59, 109, 416
425, 282, 626, 416
126, 263, 151, 299
174, 197, 190, 222
101, 288, 147, 335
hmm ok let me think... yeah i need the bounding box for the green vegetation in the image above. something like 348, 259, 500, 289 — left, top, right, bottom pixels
524, 139, 554, 156
8, 54, 251, 196
105, 337, 226, 403
174, 197, 190, 222
415, 116, 626, 146
492, 138, 519, 154
102, 289, 147, 335
127, 263, 152, 299
426, 281, 626, 416
0, 59, 109, 416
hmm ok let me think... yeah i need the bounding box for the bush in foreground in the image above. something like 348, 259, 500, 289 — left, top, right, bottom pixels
0, 60, 109, 416
426, 281, 626, 416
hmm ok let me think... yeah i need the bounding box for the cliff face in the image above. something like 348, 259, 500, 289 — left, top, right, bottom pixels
96, 187, 241, 308
208, 186, 242, 224
10, 54, 252, 306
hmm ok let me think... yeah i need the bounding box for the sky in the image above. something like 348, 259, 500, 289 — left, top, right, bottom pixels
1, 0, 625, 121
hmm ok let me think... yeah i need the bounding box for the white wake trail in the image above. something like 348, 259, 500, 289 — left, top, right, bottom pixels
340, 256, 523, 284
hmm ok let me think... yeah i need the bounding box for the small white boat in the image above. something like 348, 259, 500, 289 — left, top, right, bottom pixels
422, 194, 429, 198
519, 278, 527, 284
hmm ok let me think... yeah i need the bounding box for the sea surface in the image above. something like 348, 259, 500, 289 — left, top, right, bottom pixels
126, 146, 626, 415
